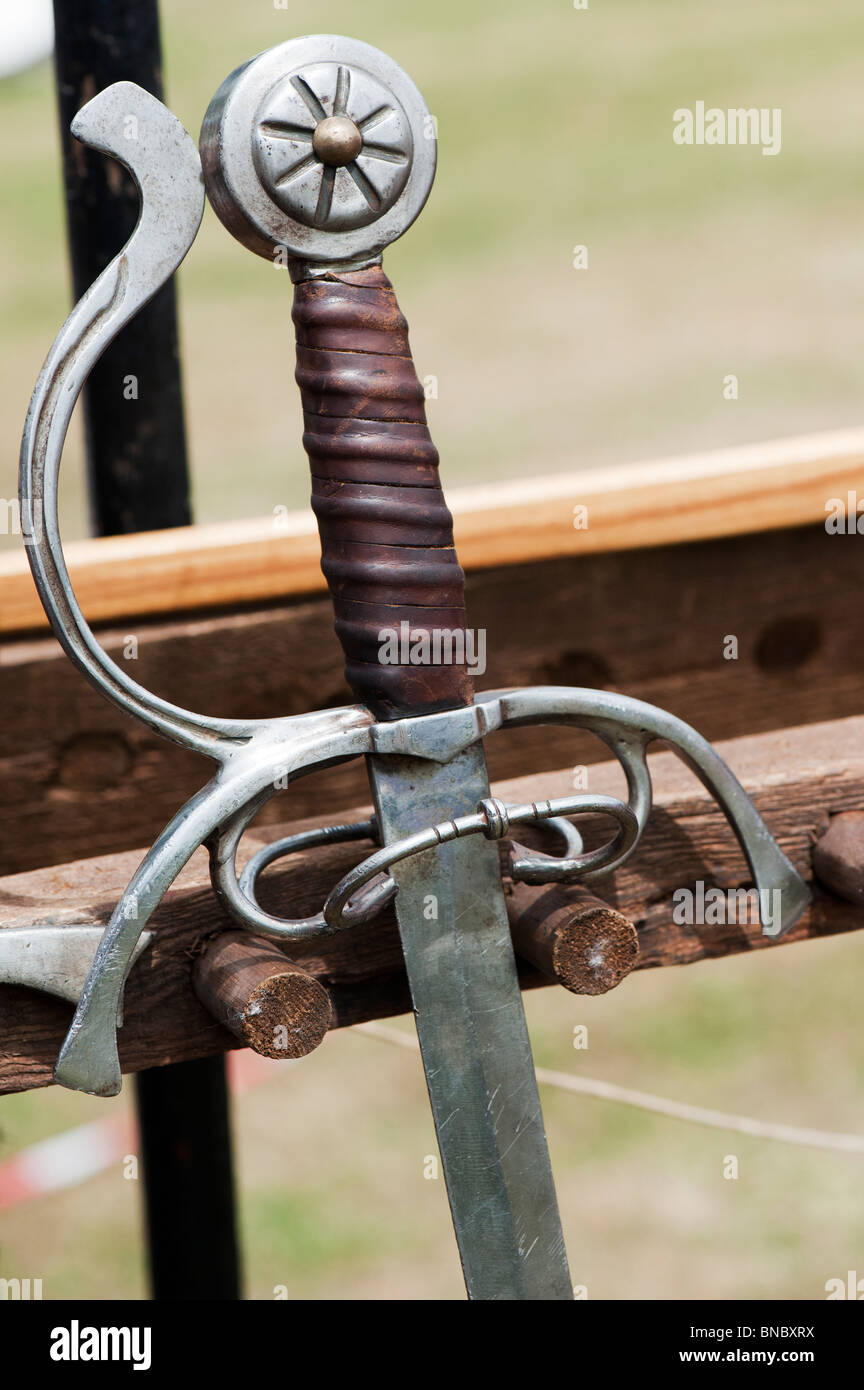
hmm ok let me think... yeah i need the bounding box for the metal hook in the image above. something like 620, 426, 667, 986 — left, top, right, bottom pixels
18, 81, 253, 759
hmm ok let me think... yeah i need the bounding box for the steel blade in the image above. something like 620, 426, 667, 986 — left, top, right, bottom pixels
368, 739, 572, 1300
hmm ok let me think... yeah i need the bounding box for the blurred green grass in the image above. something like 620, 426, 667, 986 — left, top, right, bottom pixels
2, 0, 864, 545
2, 0, 864, 1301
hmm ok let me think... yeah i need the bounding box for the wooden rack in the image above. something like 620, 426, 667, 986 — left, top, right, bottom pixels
2, 425, 864, 1091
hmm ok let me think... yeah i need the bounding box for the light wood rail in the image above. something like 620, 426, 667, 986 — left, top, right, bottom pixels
2, 425, 861, 634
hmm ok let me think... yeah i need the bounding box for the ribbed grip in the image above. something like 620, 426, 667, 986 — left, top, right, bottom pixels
293, 264, 474, 721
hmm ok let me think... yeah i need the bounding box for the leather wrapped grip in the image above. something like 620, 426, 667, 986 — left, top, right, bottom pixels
293, 264, 474, 721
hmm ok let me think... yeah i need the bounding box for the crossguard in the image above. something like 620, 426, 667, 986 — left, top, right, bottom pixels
18, 49, 811, 1099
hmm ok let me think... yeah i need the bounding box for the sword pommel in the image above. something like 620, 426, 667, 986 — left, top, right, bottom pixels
199, 36, 436, 267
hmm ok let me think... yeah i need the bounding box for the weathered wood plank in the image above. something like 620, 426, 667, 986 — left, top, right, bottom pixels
1, 426, 862, 633
1, 714, 862, 1094
2, 522, 863, 876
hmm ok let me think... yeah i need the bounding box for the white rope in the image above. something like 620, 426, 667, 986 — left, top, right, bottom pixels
355, 1021, 864, 1156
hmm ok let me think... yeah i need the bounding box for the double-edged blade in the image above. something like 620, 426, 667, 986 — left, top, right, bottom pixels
369, 739, 573, 1300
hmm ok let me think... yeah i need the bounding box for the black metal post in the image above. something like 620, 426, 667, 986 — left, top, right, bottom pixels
52, 0, 241, 1300
52, 0, 191, 534
135, 1059, 241, 1300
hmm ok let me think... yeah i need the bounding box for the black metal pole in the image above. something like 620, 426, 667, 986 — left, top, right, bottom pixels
135, 1059, 241, 1300
52, 0, 191, 534
52, 0, 241, 1300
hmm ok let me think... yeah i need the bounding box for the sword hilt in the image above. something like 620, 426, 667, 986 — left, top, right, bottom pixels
293, 264, 472, 718
19, 36, 811, 1111
199, 35, 469, 720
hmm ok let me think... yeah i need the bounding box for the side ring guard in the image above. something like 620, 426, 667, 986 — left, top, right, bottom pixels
213, 797, 635, 941
229, 811, 588, 938
19, 83, 810, 1098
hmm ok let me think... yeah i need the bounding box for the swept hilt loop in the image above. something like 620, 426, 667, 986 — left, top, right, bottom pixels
324, 794, 638, 931
18, 82, 256, 759
210, 794, 634, 942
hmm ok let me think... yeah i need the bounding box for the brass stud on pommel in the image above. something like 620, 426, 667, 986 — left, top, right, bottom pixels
199, 34, 437, 267
312, 114, 364, 166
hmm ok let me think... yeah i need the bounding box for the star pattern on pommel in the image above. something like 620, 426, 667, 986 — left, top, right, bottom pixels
252, 61, 414, 232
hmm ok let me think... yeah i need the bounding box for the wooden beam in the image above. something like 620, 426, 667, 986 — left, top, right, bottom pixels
1, 713, 862, 1094
2, 522, 863, 878
1, 426, 862, 634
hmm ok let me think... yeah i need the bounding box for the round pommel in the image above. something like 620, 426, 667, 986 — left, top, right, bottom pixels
200, 35, 436, 264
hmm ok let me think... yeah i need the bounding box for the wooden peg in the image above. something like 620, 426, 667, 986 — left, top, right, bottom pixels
507, 882, 639, 995
812, 810, 864, 906
193, 931, 333, 1059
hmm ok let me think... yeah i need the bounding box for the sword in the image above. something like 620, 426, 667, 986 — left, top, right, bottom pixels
19, 35, 810, 1301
